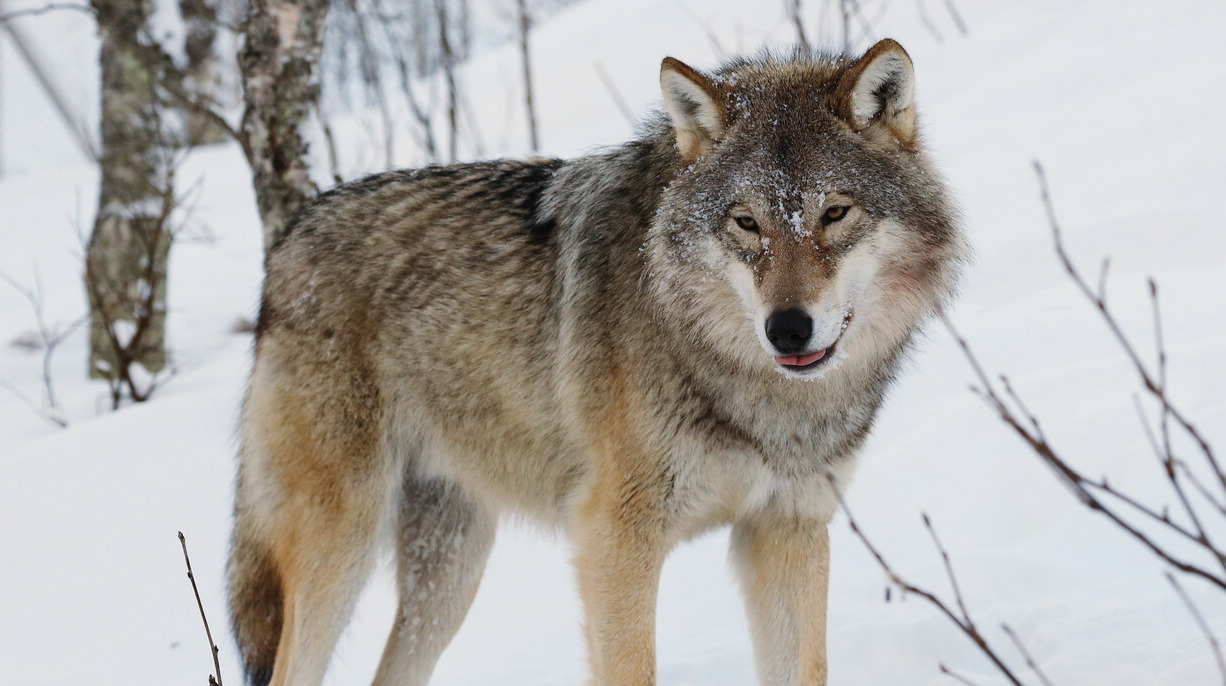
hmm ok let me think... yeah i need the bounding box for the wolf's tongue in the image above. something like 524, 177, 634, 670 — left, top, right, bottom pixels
775, 348, 827, 367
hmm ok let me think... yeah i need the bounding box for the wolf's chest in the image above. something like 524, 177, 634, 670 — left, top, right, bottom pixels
658, 405, 869, 538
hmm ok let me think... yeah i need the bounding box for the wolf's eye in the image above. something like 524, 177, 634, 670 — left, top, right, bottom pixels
734, 216, 759, 232
822, 206, 849, 225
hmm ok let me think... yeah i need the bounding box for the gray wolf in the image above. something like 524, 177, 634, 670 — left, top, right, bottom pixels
228, 38, 965, 686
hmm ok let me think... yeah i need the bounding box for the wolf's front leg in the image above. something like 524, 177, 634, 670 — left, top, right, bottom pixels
730, 515, 831, 686
572, 465, 668, 686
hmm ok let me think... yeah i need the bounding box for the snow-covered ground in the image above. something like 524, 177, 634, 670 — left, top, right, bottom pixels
3, 0, 1226, 684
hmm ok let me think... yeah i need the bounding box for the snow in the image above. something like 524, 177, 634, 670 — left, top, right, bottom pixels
3, 0, 1226, 684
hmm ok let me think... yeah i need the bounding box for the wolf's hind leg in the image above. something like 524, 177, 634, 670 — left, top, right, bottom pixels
229, 352, 395, 686
230, 471, 388, 686
371, 475, 497, 686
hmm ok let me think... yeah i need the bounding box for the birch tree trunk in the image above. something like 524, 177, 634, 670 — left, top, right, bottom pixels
239, 0, 328, 250
180, 0, 226, 144
86, 0, 173, 393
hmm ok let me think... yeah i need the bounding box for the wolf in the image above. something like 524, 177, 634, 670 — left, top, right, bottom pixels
228, 38, 965, 686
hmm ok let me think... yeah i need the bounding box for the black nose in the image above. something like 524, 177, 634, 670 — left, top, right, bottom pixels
765, 309, 812, 355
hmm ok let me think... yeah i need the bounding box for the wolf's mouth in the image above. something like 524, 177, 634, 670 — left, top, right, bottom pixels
774, 342, 836, 370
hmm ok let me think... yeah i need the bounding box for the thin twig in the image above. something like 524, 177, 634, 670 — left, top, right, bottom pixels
845, 0, 876, 46
1034, 162, 1221, 498
316, 101, 345, 185
161, 84, 241, 143
179, 532, 223, 686
940, 0, 969, 35
0, 379, 67, 428
939, 664, 983, 686
998, 374, 1046, 442
1, 267, 82, 423
1166, 572, 1226, 686
0, 2, 91, 24
942, 310, 1226, 592
1087, 478, 1201, 546
1001, 624, 1055, 686
1133, 395, 1226, 520
935, 164, 1226, 593
916, 0, 944, 43
1178, 461, 1226, 519
1144, 280, 1210, 573
830, 475, 1027, 686
593, 61, 637, 130
1095, 257, 1111, 305
922, 513, 971, 623
675, 2, 728, 59
784, 0, 810, 51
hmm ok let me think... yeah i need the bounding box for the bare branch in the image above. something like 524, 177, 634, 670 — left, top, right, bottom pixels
1, 266, 82, 423
929, 163, 1226, 599
1087, 477, 1201, 546
830, 475, 1027, 686
1095, 257, 1111, 305
1001, 624, 1055, 686
179, 532, 223, 686
161, 83, 240, 143
922, 513, 972, 624
0, 3, 91, 25
939, 664, 984, 686
0, 379, 67, 428
1167, 572, 1226, 686
942, 310, 1226, 592
593, 61, 636, 130
998, 374, 1045, 442
916, 0, 945, 43
1033, 161, 1221, 498
316, 102, 345, 185
675, 2, 728, 59
515, 0, 539, 152
940, 0, 969, 35
784, 0, 810, 51
845, 0, 876, 46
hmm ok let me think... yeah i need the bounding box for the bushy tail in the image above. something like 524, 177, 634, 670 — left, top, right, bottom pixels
228, 529, 283, 686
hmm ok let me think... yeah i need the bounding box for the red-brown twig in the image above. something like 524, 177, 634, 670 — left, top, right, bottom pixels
939, 163, 1226, 593
829, 472, 1029, 686
1001, 624, 1054, 686
940, 664, 984, 685
921, 161, 1226, 683
178, 532, 223, 686
1166, 572, 1226, 685
1034, 162, 1221, 498
943, 309, 1226, 592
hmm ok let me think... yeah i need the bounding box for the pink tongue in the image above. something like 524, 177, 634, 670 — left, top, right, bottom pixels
775, 348, 828, 367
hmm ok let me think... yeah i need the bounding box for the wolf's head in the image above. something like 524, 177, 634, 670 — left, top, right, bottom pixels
647, 39, 966, 381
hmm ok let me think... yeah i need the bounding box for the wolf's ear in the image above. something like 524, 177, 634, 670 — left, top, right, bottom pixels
835, 39, 916, 147
660, 57, 726, 163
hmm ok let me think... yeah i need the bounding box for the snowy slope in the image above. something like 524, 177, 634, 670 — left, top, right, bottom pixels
3, 1, 1226, 684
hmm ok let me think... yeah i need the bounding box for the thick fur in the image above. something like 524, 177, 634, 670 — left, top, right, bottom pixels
229, 40, 965, 686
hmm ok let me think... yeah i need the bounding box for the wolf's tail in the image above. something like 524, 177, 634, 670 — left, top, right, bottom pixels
227, 526, 283, 686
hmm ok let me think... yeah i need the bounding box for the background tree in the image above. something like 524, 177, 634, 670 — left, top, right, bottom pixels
179, 0, 227, 145
85, 0, 178, 403
515, 0, 538, 152
238, 0, 329, 249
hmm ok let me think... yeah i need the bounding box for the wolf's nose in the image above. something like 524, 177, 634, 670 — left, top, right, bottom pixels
765, 309, 812, 355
